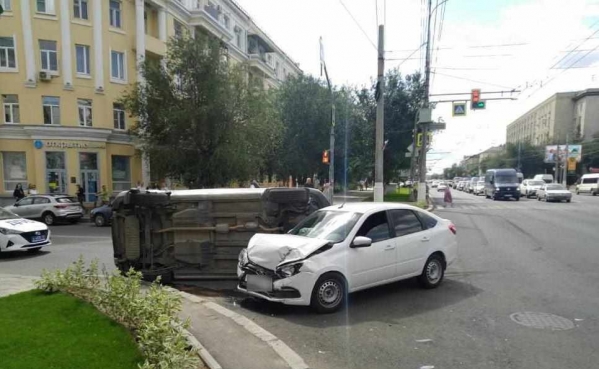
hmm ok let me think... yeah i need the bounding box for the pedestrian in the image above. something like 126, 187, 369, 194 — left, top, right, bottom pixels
28, 183, 38, 195
13, 183, 25, 202
304, 178, 314, 188
98, 185, 109, 205
444, 184, 453, 207
76, 184, 85, 209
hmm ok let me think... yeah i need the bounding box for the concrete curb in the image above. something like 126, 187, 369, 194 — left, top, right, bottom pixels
174, 289, 310, 369
180, 327, 222, 369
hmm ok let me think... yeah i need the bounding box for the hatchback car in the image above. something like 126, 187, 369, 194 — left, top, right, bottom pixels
4, 195, 84, 225
0, 208, 51, 253
520, 180, 545, 198
237, 203, 458, 313
90, 202, 113, 227
537, 184, 572, 202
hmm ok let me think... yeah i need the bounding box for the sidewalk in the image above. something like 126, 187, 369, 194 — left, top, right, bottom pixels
0, 274, 37, 298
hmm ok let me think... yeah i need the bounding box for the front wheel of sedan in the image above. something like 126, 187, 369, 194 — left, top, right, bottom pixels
311, 273, 347, 314
418, 254, 445, 289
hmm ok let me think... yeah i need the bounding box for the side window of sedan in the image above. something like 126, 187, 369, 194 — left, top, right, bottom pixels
355, 211, 391, 243
390, 209, 424, 237
33, 197, 50, 204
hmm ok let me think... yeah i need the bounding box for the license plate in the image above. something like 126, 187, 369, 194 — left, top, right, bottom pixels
31, 235, 45, 243
504, 194, 512, 197
246, 275, 272, 292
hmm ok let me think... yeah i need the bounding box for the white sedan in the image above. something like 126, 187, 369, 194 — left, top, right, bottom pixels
237, 203, 458, 313
0, 208, 51, 253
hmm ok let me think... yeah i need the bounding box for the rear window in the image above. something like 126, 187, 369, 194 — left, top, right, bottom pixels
56, 197, 75, 203
417, 211, 438, 229
582, 178, 598, 184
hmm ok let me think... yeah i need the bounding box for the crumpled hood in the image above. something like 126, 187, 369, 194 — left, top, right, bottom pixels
247, 233, 330, 270
0, 218, 47, 232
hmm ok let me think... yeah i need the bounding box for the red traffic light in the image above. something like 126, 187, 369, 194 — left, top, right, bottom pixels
471, 89, 481, 103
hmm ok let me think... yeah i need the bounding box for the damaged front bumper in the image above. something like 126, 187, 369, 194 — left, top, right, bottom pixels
237, 261, 316, 306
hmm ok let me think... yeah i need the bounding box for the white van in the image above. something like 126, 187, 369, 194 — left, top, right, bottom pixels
533, 174, 554, 184
576, 174, 599, 196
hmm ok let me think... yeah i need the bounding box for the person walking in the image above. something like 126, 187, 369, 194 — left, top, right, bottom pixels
98, 185, 109, 205
76, 184, 85, 209
444, 184, 453, 207
13, 183, 25, 202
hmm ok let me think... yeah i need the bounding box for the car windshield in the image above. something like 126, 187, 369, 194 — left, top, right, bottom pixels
0, 208, 20, 220
496, 175, 518, 183
546, 184, 565, 190
529, 181, 545, 186
289, 210, 362, 243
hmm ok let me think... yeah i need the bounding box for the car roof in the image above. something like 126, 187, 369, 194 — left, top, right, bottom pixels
321, 202, 426, 213
581, 173, 599, 178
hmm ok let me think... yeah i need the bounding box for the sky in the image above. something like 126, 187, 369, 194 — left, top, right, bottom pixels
236, 0, 599, 174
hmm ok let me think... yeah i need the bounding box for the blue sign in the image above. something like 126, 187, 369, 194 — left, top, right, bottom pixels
452, 102, 467, 116
34, 140, 44, 149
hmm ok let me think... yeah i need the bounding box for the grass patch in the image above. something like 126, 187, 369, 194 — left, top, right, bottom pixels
0, 290, 143, 369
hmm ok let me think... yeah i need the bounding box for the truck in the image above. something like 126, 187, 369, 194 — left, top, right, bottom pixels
111, 187, 330, 282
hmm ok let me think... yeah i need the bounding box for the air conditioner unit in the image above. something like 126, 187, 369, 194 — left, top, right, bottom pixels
39, 71, 52, 82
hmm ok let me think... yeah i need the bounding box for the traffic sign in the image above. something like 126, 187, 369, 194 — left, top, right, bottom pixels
452, 102, 467, 116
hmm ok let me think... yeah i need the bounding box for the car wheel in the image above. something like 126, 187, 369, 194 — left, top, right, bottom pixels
516, 196, 520, 201
42, 212, 55, 226
94, 214, 106, 227
576, 190, 580, 195
593, 191, 597, 196
567, 199, 571, 203
27, 247, 42, 253
418, 254, 445, 289
311, 273, 347, 314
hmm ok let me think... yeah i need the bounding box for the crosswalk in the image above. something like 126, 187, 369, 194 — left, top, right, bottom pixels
435, 203, 549, 211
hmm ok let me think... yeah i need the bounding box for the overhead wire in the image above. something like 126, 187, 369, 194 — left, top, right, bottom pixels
337, 0, 377, 51
431, 71, 518, 90
375, 0, 379, 26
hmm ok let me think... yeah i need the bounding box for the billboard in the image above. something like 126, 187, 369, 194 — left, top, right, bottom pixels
544, 145, 582, 163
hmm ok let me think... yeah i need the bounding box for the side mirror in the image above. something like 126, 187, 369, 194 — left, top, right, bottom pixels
13, 203, 19, 207
351, 236, 372, 248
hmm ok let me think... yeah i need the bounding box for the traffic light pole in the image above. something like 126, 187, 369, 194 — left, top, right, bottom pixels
374, 25, 385, 202
417, 0, 433, 203
320, 38, 335, 204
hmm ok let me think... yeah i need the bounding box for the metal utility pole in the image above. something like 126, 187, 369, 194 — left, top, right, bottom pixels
563, 134, 569, 186
320, 37, 335, 204
374, 25, 385, 202
417, 0, 433, 202
517, 141, 521, 171
554, 144, 560, 183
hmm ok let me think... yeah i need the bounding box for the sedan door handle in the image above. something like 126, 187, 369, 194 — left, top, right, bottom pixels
384, 245, 396, 251
421, 237, 430, 242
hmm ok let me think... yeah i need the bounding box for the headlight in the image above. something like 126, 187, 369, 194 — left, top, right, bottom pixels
0, 228, 20, 235
516, 188, 520, 191
276, 262, 303, 278
238, 249, 248, 266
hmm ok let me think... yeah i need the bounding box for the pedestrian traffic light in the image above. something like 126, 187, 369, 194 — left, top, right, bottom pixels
471, 89, 486, 109
322, 150, 330, 164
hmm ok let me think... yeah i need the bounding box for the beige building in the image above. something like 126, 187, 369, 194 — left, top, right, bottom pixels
0, 0, 300, 204
506, 89, 599, 146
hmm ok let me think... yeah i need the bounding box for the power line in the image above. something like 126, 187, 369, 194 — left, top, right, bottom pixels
338, 0, 377, 51
431, 71, 517, 89
388, 42, 427, 67
549, 22, 599, 70
375, 0, 379, 26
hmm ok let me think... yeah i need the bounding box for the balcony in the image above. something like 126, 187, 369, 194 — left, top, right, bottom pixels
145, 34, 166, 57
188, 0, 234, 41
248, 54, 274, 77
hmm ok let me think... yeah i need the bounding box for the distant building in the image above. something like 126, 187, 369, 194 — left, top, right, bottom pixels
478, 145, 505, 162
506, 89, 599, 146
460, 154, 480, 174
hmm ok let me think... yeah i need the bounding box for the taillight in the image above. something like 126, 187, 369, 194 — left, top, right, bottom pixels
54, 204, 69, 209
448, 223, 457, 235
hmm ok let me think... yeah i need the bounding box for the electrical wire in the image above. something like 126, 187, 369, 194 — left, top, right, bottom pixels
388, 42, 427, 68
338, 0, 377, 51
375, 0, 379, 27
431, 71, 517, 89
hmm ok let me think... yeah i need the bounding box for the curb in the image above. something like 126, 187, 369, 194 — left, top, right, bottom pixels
173, 289, 310, 369
180, 328, 222, 369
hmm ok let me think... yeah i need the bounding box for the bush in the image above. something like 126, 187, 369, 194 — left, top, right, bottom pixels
35, 257, 199, 369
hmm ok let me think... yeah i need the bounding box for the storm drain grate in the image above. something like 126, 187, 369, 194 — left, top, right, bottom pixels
510, 312, 574, 330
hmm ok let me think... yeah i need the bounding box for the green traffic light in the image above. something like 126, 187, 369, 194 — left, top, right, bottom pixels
472, 101, 486, 109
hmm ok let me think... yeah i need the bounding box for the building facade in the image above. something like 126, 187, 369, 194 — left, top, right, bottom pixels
0, 0, 300, 204
506, 89, 599, 146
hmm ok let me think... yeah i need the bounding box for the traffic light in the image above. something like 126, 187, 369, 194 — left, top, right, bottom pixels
416, 133, 433, 147
471, 89, 486, 109
322, 150, 330, 164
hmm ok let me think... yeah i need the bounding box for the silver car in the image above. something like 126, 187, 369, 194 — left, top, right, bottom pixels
4, 195, 84, 225
537, 184, 572, 203
520, 180, 545, 198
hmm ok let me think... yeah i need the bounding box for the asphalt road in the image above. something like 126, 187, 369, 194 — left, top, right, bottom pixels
0, 221, 114, 276
212, 188, 599, 369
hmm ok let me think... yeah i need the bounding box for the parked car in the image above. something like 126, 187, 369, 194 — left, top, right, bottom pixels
90, 202, 113, 227
520, 180, 545, 198
537, 184, 572, 202
437, 182, 448, 192
484, 169, 521, 201
0, 208, 51, 253
457, 181, 467, 191
4, 195, 84, 225
473, 181, 485, 195
467, 177, 480, 194
237, 203, 458, 313
533, 174, 554, 184
575, 174, 599, 196
431, 181, 439, 188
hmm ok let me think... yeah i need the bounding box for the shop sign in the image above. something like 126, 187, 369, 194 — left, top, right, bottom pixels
35, 140, 106, 150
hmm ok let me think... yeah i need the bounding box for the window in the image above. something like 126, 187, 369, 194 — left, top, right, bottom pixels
75, 44, 90, 75
33, 197, 50, 204
582, 178, 598, 184
0, 36, 17, 70
174, 20, 184, 38
356, 211, 391, 243
113, 103, 126, 130
2, 152, 27, 192
109, 0, 122, 28
73, 0, 88, 20
416, 211, 438, 229
36, 0, 55, 14
39, 40, 58, 72
2, 95, 19, 124
78, 99, 92, 126
42, 96, 60, 125
204, 1, 219, 19
390, 210, 423, 237
234, 27, 242, 49
17, 197, 33, 206
0, 0, 12, 12
223, 15, 230, 29
46, 151, 66, 194
110, 50, 125, 81
112, 156, 131, 191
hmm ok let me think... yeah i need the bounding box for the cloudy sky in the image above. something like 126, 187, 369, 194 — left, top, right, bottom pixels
236, 0, 599, 173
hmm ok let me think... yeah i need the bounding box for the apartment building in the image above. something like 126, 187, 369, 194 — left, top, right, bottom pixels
0, 0, 300, 203
506, 89, 599, 146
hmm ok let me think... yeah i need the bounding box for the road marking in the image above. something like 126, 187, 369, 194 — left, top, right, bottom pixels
51, 234, 111, 239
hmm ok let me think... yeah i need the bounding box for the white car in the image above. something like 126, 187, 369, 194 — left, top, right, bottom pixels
473, 181, 485, 195
237, 203, 458, 313
0, 208, 51, 253
437, 183, 448, 192
520, 180, 545, 198
537, 184, 572, 203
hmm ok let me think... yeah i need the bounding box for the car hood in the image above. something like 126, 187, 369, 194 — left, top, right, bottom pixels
247, 233, 331, 270
0, 218, 47, 232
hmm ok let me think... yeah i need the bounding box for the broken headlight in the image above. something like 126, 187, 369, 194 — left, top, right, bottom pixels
276, 262, 303, 278
238, 248, 248, 267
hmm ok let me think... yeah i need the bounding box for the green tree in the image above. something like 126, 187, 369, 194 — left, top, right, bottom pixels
120, 34, 281, 188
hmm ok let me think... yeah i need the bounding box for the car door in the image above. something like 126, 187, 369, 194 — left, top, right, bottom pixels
347, 211, 396, 290
388, 209, 428, 277
520, 180, 527, 195
12, 197, 35, 218
32, 197, 52, 218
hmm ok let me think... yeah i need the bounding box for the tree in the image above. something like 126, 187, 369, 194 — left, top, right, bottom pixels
120, 34, 281, 188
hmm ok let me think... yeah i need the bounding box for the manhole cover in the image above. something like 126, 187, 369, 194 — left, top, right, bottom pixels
510, 312, 574, 330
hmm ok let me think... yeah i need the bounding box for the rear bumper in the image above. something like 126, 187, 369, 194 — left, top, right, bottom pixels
57, 212, 83, 220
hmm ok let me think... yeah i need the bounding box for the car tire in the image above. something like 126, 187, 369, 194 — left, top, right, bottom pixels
418, 254, 445, 289
576, 190, 580, 195
311, 272, 347, 314
567, 199, 571, 203
27, 247, 42, 253
537, 196, 541, 201
42, 212, 55, 226
94, 214, 106, 227
593, 191, 597, 196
